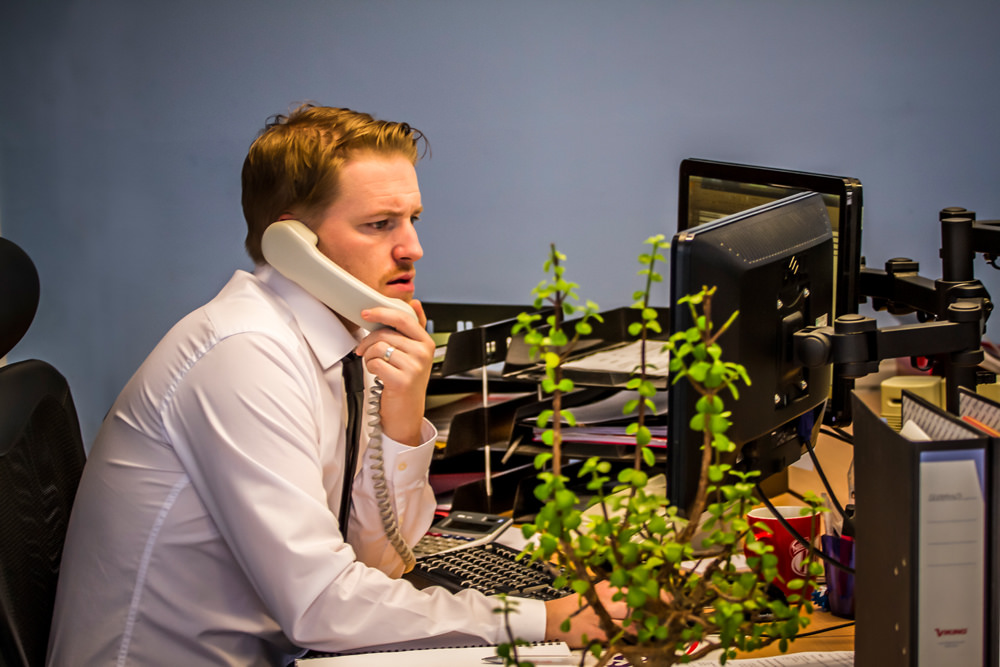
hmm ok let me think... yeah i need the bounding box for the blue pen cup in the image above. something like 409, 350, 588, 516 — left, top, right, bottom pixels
821, 534, 855, 618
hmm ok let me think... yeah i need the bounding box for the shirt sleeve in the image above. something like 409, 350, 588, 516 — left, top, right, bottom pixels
348, 421, 438, 576
162, 331, 546, 651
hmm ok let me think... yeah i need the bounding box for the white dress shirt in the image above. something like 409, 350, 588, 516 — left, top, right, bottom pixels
47, 265, 545, 666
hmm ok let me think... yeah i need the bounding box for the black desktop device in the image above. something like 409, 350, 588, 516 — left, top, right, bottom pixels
678, 158, 863, 427
667, 191, 835, 512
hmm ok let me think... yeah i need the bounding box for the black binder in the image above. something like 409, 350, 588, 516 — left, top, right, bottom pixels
956, 386, 1000, 667
853, 390, 995, 666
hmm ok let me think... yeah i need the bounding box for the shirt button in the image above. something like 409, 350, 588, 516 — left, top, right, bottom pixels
397, 462, 407, 472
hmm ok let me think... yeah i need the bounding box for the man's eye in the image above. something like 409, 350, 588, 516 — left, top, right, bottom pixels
369, 220, 389, 230
410, 216, 420, 224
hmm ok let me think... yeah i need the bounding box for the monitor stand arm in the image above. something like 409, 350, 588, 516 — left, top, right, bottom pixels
794, 306, 984, 414
794, 205, 1000, 416
858, 205, 999, 326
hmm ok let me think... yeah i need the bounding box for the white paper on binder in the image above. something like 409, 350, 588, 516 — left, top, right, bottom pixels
918, 454, 985, 665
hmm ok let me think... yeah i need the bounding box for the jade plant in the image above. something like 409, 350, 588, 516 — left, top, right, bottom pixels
500, 238, 824, 667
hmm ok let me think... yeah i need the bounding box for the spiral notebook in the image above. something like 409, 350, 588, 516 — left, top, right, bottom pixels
296, 641, 572, 665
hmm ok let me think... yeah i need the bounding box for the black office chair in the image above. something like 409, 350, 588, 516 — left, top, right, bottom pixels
0, 237, 86, 667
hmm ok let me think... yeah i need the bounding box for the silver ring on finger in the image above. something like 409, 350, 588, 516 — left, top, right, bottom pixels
383, 345, 395, 361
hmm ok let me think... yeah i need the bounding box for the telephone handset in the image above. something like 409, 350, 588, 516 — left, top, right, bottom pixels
259, 219, 417, 330
260, 218, 417, 571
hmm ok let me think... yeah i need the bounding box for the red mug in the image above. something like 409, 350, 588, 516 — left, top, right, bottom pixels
744, 506, 819, 599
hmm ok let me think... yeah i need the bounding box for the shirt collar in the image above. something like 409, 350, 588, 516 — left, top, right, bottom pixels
254, 264, 365, 370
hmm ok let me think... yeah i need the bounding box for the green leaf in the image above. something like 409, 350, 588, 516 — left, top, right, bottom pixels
705, 361, 727, 388
689, 361, 710, 382
696, 394, 724, 414
626, 588, 647, 607
536, 409, 553, 428
663, 541, 683, 563
555, 489, 577, 509
642, 446, 656, 467
689, 413, 705, 431
713, 432, 735, 453
709, 413, 732, 433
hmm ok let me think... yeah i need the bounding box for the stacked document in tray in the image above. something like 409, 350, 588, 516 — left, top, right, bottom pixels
527, 388, 668, 447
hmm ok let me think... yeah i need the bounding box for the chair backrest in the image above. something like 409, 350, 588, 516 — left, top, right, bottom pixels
0, 238, 86, 667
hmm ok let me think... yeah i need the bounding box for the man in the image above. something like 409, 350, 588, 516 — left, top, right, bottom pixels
47, 105, 608, 666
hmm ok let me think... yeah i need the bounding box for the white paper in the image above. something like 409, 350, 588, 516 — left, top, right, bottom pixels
918, 456, 985, 665
298, 641, 572, 666
683, 652, 854, 666
563, 339, 670, 377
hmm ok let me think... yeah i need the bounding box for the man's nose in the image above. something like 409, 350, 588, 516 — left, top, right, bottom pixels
393, 221, 423, 263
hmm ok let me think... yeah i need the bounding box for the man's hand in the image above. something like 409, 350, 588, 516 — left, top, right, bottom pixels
354, 299, 435, 446
543, 582, 627, 648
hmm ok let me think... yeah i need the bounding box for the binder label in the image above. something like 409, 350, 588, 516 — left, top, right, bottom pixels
918, 453, 985, 665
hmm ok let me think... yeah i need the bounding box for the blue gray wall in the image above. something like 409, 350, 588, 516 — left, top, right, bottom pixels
3, 1, 999, 445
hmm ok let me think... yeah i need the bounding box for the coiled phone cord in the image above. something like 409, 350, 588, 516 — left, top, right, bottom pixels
365, 377, 417, 572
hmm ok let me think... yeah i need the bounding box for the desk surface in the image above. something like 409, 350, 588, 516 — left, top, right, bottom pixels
739, 609, 854, 657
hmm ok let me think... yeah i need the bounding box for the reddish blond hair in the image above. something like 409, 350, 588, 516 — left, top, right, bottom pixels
241, 104, 425, 263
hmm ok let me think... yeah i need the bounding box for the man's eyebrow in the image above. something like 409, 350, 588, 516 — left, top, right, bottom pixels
370, 205, 422, 218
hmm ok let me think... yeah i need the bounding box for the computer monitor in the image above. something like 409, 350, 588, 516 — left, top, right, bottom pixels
678, 158, 863, 426
666, 192, 834, 513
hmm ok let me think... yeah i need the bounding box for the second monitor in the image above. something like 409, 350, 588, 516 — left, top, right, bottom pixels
678, 158, 864, 426
667, 191, 835, 512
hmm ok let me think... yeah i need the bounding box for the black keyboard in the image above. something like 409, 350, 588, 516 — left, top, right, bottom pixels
403, 542, 572, 600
